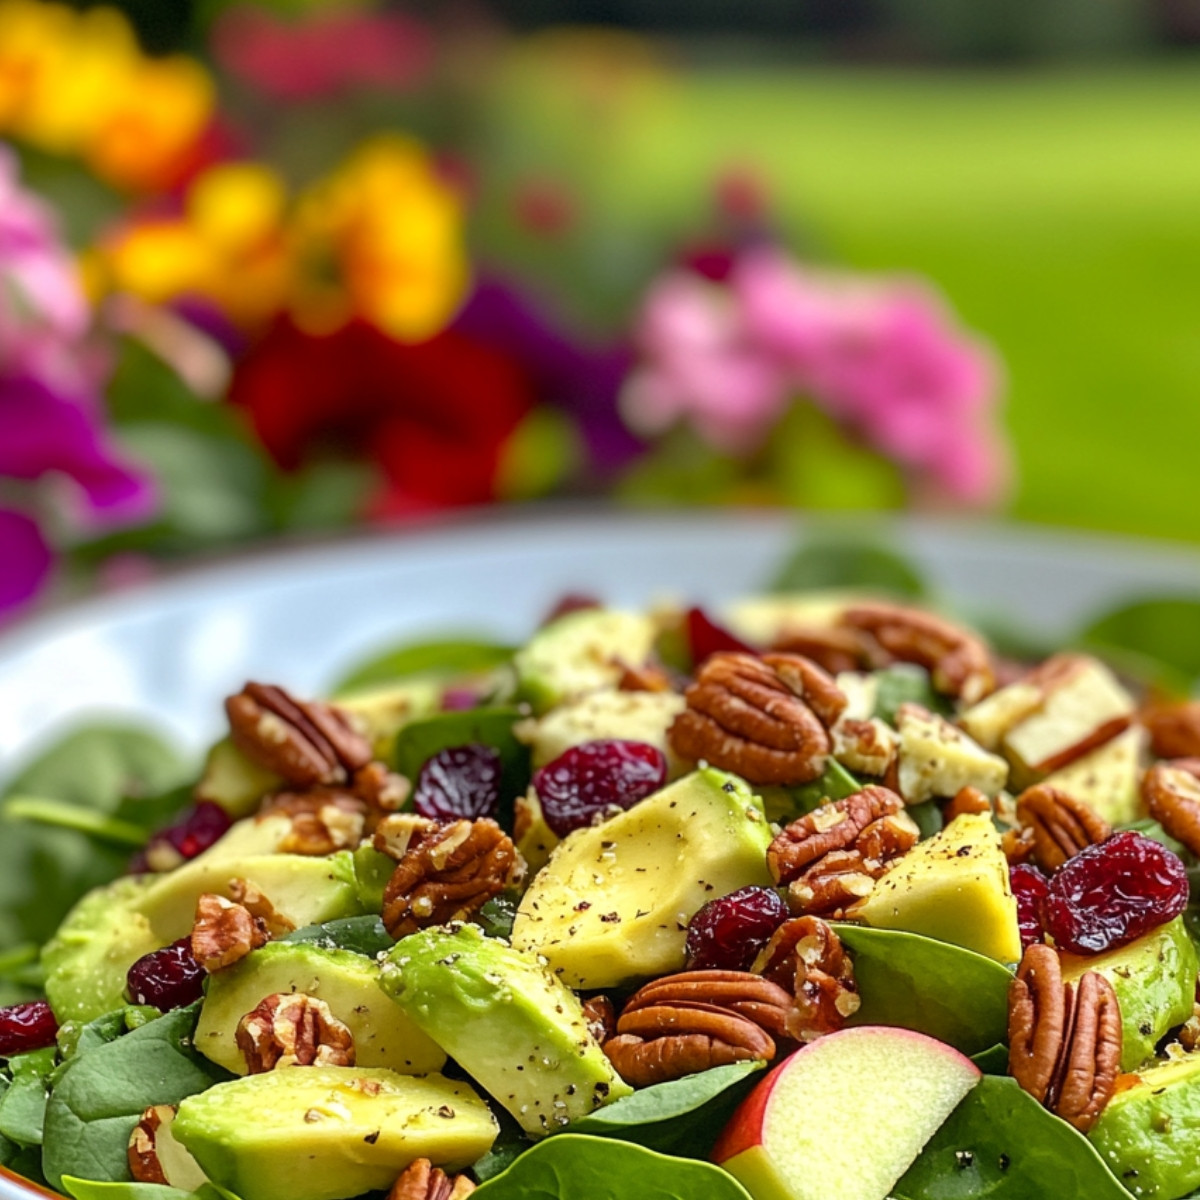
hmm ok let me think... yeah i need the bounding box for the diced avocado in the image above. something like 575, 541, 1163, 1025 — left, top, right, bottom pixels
1088, 1051, 1200, 1198
510, 768, 774, 988
41, 876, 161, 1022
193, 738, 283, 818
172, 1066, 497, 1200
1061, 916, 1198, 1072
380, 924, 631, 1135
855, 812, 1022, 964
513, 608, 657, 713
334, 679, 443, 760
1040, 725, 1147, 826
194, 941, 445, 1076
895, 705, 1008, 804
514, 689, 687, 774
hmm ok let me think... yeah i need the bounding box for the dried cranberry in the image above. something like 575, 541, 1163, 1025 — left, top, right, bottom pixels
0, 1001, 58, 1056
1042, 831, 1189, 955
1010, 864, 1049, 950
685, 886, 789, 971
126, 938, 206, 1010
412, 744, 501, 822
686, 606, 756, 666
533, 740, 668, 838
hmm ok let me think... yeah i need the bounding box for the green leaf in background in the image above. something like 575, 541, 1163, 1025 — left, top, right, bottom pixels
471, 1133, 754, 1199
0, 726, 187, 950
833, 925, 1012, 1057
281, 916, 393, 957
1078, 596, 1200, 693
333, 638, 515, 695
769, 534, 928, 598
565, 1061, 764, 1158
893, 1076, 1129, 1199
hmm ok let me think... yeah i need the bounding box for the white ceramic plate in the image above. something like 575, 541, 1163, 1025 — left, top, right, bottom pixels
5, 508, 1200, 784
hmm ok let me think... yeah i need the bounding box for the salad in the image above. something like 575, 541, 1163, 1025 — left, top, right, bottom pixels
2, 588, 1200, 1200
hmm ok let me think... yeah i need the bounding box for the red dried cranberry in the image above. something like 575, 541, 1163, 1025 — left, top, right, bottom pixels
133, 801, 232, 872
126, 938, 206, 1011
1010, 864, 1049, 951
0, 1001, 58, 1056
1042, 831, 1189, 955
412, 744, 501, 822
686, 606, 756, 666
685, 886, 789, 971
533, 740, 668, 837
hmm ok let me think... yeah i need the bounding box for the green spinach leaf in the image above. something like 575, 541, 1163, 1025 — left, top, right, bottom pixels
471, 1133, 753, 1199
42, 1004, 230, 1190
0, 1045, 57, 1146
334, 640, 514, 695
893, 1076, 1130, 1198
282, 916, 393, 957
834, 925, 1012, 1056
769, 537, 927, 599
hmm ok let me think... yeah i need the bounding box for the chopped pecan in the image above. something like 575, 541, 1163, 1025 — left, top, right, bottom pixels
226, 682, 371, 787
944, 786, 992, 821
1142, 763, 1200, 857
190, 891, 271, 972
128, 1106, 173, 1185
668, 652, 846, 786
389, 1159, 476, 1200
381, 818, 523, 939
1015, 785, 1111, 872
1008, 944, 1121, 1133
1144, 700, 1200, 760
768, 626, 873, 676
752, 917, 860, 1039
831, 717, 898, 778
839, 603, 995, 704
236, 993, 356, 1072
263, 789, 368, 855
581, 995, 617, 1045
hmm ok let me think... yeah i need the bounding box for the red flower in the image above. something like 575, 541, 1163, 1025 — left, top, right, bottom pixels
228, 317, 534, 514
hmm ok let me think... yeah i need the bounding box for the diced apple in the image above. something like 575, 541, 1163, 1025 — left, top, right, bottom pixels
712, 1026, 980, 1200
1039, 724, 1146, 825
896, 704, 1008, 804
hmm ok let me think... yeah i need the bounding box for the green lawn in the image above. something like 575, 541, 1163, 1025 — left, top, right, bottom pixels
493, 61, 1200, 541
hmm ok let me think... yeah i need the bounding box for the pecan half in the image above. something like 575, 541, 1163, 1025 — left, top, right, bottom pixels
839, 603, 994, 704
1008, 944, 1121, 1133
389, 1159, 476, 1200
380, 818, 523, 939
752, 917, 860, 1039
1144, 700, 1200, 760
236, 993, 355, 1072
227, 683, 371, 787
190, 891, 271, 972
1142, 763, 1200, 856
263, 789, 368, 855
1015, 785, 1111, 873
668, 652, 846, 786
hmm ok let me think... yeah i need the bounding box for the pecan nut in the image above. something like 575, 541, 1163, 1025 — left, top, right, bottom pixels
839, 603, 995, 704
227, 683, 372, 787
379, 817, 523, 939
752, 917, 860, 1039
236, 993, 356, 1072
1008, 944, 1121, 1133
388, 1159, 476, 1200
190, 891, 271, 973
1142, 763, 1200, 857
667, 652, 846, 786
1015, 785, 1111, 872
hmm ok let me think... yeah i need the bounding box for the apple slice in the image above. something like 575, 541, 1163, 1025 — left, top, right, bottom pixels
712, 1026, 980, 1200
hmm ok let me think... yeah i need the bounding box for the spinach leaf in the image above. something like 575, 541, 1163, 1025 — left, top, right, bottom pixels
873, 664, 953, 725
282, 916, 393, 957
42, 1004, 230, 1190
333, 639, 514, 695
565, 1061, 764, 1158
1078, 596, 1200, 693
834, 925, 1012, 1056
470, 1133, 753, 1199
893, 1076, 1130, 1199
769, 537, 927, 599
0, 726, 186, 949
0, 1045, 57, 1146
62, 1178, 192, 1200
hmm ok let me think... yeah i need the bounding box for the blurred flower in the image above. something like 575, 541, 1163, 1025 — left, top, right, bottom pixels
622, 245, 1008, 506
0, 0, 216, 193
213, 5, 433, 102
0, 146, 154, 620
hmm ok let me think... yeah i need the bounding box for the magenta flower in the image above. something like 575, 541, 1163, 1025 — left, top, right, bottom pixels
0, 146, 155, 622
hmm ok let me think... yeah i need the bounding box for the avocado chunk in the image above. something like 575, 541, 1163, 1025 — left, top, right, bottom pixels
381, 923, 631, 1135
171, 1066, 497, 1200
194, 941, 445, 1076
42, 876, 161, 1022
510, 768, 774, 988
1061, 916, 1198, 1071
194, 737, 283, 818
1088, 1051, 1200, 1198
513, 608, 657, 713
854, 812, 1022, 964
